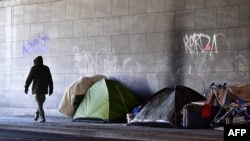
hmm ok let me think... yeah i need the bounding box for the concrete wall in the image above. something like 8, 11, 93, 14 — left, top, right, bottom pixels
0, 0, 249, 116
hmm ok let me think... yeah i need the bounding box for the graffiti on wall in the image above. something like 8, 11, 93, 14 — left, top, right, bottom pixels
183, 33, 230, 56
73, 46, 118, 74
22, 34, 49, 55
233, 55, 248, 78
183, 33, 249, 83
183, 33, 232, 72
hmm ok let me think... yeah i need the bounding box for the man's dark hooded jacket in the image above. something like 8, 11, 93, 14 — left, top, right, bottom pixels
25, 56, 53, 95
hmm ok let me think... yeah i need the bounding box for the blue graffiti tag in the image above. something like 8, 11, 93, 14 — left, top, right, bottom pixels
22, 34, 49, 55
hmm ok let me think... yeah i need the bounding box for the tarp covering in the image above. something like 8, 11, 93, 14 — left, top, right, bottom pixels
58, 74, 106, 118
73, 78, 139, 123
129, 85, 206, 128
228, 84, 250, 102
204, 83, 250, 108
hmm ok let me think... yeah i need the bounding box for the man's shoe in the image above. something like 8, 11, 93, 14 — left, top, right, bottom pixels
34, 112, 39, 121
40, 119, 46, 123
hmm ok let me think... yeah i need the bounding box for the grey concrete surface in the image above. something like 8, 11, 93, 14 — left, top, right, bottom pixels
1, 0, 250, 117
0, 115, 223, 141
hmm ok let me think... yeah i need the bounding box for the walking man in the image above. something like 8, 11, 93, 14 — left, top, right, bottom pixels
24, 56, 53, 122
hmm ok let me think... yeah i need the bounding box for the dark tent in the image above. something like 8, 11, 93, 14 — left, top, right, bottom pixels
129, 85, 206, 128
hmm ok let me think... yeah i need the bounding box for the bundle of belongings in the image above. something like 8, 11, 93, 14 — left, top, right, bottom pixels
211, 83, 250, 126
182, 83, 250, 128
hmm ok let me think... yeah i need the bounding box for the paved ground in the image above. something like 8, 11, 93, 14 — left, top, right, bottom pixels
0, 115, 224, 141
0, 128, 141, 141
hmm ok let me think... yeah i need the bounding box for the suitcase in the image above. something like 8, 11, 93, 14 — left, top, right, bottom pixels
182, 103, 220, 128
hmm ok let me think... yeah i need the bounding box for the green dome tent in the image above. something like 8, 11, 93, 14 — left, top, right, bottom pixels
73, 78, 139, 123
